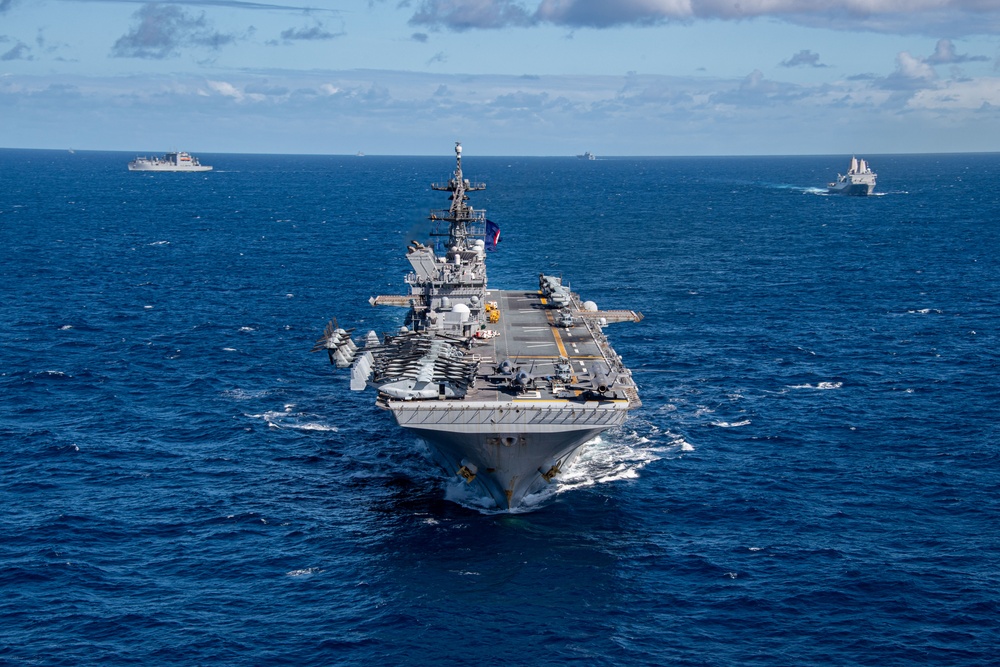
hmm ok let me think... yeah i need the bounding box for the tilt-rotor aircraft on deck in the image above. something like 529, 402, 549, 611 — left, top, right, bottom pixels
315, 142, 642, 510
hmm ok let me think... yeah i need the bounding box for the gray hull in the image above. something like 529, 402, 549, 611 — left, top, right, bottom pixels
390, 400, 629, 508
127, 164, 212, 172
828, 181, 874, 196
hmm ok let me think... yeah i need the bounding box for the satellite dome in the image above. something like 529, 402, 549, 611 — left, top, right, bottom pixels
583, 301, 598, 312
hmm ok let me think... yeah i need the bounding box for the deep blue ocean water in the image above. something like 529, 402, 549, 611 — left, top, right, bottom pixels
1, 149, 999, 665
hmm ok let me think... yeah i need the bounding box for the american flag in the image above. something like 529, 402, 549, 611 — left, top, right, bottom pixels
485, 219, 501, 251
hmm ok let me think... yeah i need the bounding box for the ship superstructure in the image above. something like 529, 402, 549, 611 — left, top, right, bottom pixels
828, 156, 876, 195
316, 142, 642, 509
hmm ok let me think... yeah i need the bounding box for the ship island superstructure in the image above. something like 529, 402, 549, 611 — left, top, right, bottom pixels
316, 142, 642, 510
128, 151, 212, 172
828, 156, 875, 195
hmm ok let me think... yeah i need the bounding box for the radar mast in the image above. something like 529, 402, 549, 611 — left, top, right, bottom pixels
430, 141, 486, 250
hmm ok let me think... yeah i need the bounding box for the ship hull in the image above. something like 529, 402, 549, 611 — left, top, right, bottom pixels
128, 165, 212, 172
389, 400, 630, 509
828, 181, 874, 196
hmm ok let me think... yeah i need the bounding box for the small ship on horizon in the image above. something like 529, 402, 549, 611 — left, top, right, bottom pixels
315, 142, 642, 510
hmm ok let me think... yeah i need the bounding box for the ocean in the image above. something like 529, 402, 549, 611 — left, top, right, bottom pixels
1, 149, 998, 665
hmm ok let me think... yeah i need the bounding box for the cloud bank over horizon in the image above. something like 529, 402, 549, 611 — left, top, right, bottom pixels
1, 0, 998, 155
406, 0, 1000, 36
4, 50, 998, 155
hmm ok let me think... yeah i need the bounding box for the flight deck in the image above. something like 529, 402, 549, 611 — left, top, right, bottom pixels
463, 288, 640, 405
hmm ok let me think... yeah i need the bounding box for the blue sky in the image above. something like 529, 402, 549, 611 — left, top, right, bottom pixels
2, 0, 999, 155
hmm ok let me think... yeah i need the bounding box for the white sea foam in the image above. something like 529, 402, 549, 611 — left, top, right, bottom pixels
294, 423, 339, 432
223, 388, 270, 400
442, 424, 690, 513
59, 325, 73, 330
556, 438, 651, 489
553, 427, 689, 495
148, 240, 170, 246
245, 408, 338, 432
239, 326, 255, 332
286, 567, 323, 577
789, 382, 842, 390
443, 480, 501, 511
713, 419, 751, 428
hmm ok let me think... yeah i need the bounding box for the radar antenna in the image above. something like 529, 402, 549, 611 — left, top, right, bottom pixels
429, 141, 486, 250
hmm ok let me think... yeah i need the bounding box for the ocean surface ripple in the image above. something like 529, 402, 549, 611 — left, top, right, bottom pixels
1, 150, 998, 665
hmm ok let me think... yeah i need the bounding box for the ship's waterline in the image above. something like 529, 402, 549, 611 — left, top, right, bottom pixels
392, 399, 630, 508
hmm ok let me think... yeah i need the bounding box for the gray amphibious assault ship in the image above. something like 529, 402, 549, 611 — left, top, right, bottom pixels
315, 142, 642, 509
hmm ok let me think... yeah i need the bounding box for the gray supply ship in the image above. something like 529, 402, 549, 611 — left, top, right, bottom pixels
315, 142, 642, 510
128, 151, 212, 172
828, 156, 875, 195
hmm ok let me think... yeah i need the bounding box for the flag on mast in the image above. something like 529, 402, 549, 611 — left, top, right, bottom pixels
485, 219, 501, 251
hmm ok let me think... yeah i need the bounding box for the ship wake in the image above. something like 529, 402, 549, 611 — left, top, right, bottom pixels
441, 423, 689, 513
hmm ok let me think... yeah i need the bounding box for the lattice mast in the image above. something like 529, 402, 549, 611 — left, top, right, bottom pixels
430, 142, 486, 250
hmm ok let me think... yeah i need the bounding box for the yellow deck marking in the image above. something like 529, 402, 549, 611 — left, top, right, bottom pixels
550, 327, 569, 359
494, 354, 603, 360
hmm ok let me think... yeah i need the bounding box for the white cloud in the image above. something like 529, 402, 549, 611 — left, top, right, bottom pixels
925, 38, 989, 65
3, 65, 999, 155
207, 79, 244, 99
2, 40, 32, 61
407, 0, 1000, 35
908, 77, 1000, 111
780, 50, 827, 68
111, 4, 238, 59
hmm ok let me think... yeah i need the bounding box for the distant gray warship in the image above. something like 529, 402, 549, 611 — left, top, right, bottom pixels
828, 156, 876, 195
316, 142, 642, 509
128, 151, 212, 172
